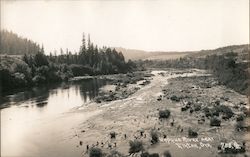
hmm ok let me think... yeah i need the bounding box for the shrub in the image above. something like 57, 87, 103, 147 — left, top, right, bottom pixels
194, 104, 201, 111
32, 75, 46, 84
129, 140, 144, 154
110, 131, 116, 139
159, 109, 171, 119
236, 114, 245, 121
203, 107, 211, 117
141, 152, 160, 157
13, 72, 27, 87
163, 150, 172, 157
170, 95, 180, 102
150, 130, 159, 144
214, 105, 234, 119
89, 147, 103, 157
141, 152, 150, 157
107, 150, 123, 157
149, 153, 159, 157
210, 117, 221, 126
188, 128, 198, 138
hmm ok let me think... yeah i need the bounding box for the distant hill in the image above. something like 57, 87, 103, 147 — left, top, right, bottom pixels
114, 47, 192, 61
114, 44, 249, 61
0, 30, 41, 55
186, 44, 249, 61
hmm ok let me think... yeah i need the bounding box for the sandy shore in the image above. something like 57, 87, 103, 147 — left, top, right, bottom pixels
65, 69, 249, 157
7, 69, 247, 157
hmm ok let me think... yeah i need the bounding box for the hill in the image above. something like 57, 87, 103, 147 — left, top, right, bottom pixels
0, 30, 41, 55
186, 44, 249, 61
114, 47, 192, 61
114, 44, 249, 61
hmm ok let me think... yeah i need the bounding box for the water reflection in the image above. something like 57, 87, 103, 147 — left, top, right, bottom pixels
0, 78, 108, 157
1, 78, 108, 109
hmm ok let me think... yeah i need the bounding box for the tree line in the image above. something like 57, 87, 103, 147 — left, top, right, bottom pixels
0, 30, 41, 55
0, 31, 136, 93
139, 52, 249, 95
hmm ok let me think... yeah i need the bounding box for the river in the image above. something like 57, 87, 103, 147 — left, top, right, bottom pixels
1, 78, 108, 157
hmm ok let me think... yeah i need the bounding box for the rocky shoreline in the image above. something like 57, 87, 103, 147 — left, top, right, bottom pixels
71, 69, 249, 157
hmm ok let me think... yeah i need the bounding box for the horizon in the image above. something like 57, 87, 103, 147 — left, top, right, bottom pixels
1, 0, 249, 55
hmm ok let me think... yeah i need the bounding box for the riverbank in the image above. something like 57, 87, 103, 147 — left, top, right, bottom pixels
1, 69, 249, 157
71, 69, 249, 157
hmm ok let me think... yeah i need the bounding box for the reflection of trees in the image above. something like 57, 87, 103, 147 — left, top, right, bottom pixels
34, 90, 49, 108
79, 78, 107, 102
36, 101, 48, 108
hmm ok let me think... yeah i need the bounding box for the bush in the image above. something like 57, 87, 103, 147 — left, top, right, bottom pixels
236, 114, 245, 121
170, 95, 180, 102
69, 64, 94, 76
107, 150, 123, 157
141, 152, 150, 157
214, 105, 234, 119
149, 153, 159, 157
163, 150, 172, 157
110, 131, 116, 139
159, 109, 171, 119
210, 117, 221, 126
32, 75, 46, 84
89, 147, 103, 157
150, 130, 159, 144
129, 140, 144, 154
188, 128, 198, 138
141, 152, 160, 157
13, 72, 27, 87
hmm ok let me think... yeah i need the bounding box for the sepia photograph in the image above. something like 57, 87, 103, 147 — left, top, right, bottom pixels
0, 0, 249, 157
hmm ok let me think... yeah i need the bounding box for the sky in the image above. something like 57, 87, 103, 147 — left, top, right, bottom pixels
1, 0, 249, 54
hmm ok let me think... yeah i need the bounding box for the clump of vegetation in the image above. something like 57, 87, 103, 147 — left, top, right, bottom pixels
188, 128, 198, 138
210, 117, 221, 126
214, 105, 234, 120
163, 150, 172, 157
107, 150, 124, 157
149, 153, 159, 157
129, 140, 144, 154
138, 49, 249, 95
0, 30, 137, 93
203, 107, 212, 117
194, 104, 201, 111
170, 95, 180, 102
89, 147, 103, 157
141, 152, 159, 157
235, 121, 245, 131
110, 131, 116, 139
236, 114, 245, 121
150, 130, 159, 144
159, 109, 171, 119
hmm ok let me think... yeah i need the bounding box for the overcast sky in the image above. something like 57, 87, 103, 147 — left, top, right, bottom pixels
1, 0, 249, 54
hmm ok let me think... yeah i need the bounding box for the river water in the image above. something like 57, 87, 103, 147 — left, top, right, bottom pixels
0, 78, 108, 157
